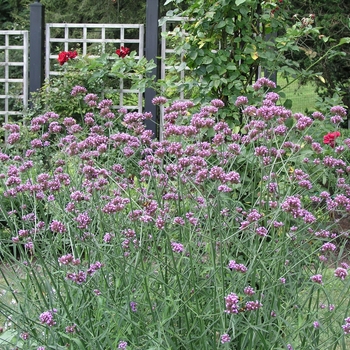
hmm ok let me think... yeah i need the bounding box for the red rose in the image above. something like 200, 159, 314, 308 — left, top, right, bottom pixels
323, 131, 341, 148
57, 50, 77, 65
116, 46, 130, 58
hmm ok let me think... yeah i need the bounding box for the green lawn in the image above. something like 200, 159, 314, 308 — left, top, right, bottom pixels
277, 75, 319, 113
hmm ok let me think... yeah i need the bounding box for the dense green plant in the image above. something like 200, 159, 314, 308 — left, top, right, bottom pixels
162, 0, 350, 125
0, 78, 349, 349
285, 0, 350, 116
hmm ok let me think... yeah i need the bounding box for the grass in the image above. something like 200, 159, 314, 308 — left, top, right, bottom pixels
277, 75, 319, 113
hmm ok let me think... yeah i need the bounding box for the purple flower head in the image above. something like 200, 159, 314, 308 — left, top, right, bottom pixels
50, 220, 66, 234
130, 301, 137, 312
330, 115, 343, 124
118, 341, 128, 349
210, 99, 225, 108
7, 133, 20, 144
71, 85, 87, 96
312, 111, 325, 121
310, 274, 323, 284
342, 317, 350, 334
265, 92, 280, 102
256, 226, 268, 237
243, 286, 255, 295
228, 260, 247, 273
220, 333, 231, 344
224, 292, 239, 314
334, 267, 348, 280
252, 77, 276, 91
234, 96, 249, 107
245, 300, 263, 311
75, 212, 91, 229
171, 242, 184, 253
330, 105, 347, 117
152, 96, 168, 105
39, 309, 57, 327
321, 242, 336, 252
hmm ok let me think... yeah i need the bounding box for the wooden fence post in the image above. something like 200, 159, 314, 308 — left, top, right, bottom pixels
29, 0, 45, 99
145, 0, 160, 138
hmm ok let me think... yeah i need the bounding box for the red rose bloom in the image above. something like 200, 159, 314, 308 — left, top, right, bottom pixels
58, 50, 78, 65
116, 46, 130, 58
323, 131, 341, 148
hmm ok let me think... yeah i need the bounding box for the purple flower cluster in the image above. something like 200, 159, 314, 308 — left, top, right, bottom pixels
1, 81, 350, 349
39, 309, 57, 327
228, 260, 248, 273
224, 292, 239, 314
342, 317, 350, 334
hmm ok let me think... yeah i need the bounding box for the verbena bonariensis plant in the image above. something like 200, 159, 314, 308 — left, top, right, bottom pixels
0, 79, 349, 349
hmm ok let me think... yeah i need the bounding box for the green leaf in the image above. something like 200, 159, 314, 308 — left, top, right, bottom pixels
226, 63, 237, 71
235, 0, 246, 5
176, 62, 187, 72
217, 20, 226, 29
206, 64, 215, 74
218, 66, 227, 75
202, 56, 213, 64
339, 37, 350, 45
283, 99, 293, 109
189, 50, 198, 60
225, 26, 234, 35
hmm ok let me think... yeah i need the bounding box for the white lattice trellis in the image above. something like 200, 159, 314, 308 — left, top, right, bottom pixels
45, 23, 145, 111
0, 30, 29, 124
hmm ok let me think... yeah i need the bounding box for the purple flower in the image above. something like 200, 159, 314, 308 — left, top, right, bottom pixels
313, 321, 320, 328
20, 332, 29, 340
50, 220, 66, 233
66, 271, 87, 284
171, 242, 184, 253
252, 77, 276, 90
210, 99, 225, 108
256, 226, 268, 237
234, 96, 249, 107
310, 274, 323, 284
245, 300, 263, 311
75, 212, 91, 229
224, 292, 239, 314
342, 317, 350, 334
243, 286, 255, 295
39, 309, 57, 327
130, 301, 137, 312
220, 333, 231, 344
228, 260, 247, 273
118, 341, 128, 349
321, 242, 337, 252
152, 96, 168, 105
330, 105, 347, 117
7, 133, 20, 144
330, 115, 343, 124
334, 267, 348, 280
87, 261, 103, 276
71, 85, 87, 96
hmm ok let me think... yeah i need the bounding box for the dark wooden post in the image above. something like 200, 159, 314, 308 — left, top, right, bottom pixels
145, 0, 160, 138
29, 0, 45, 98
